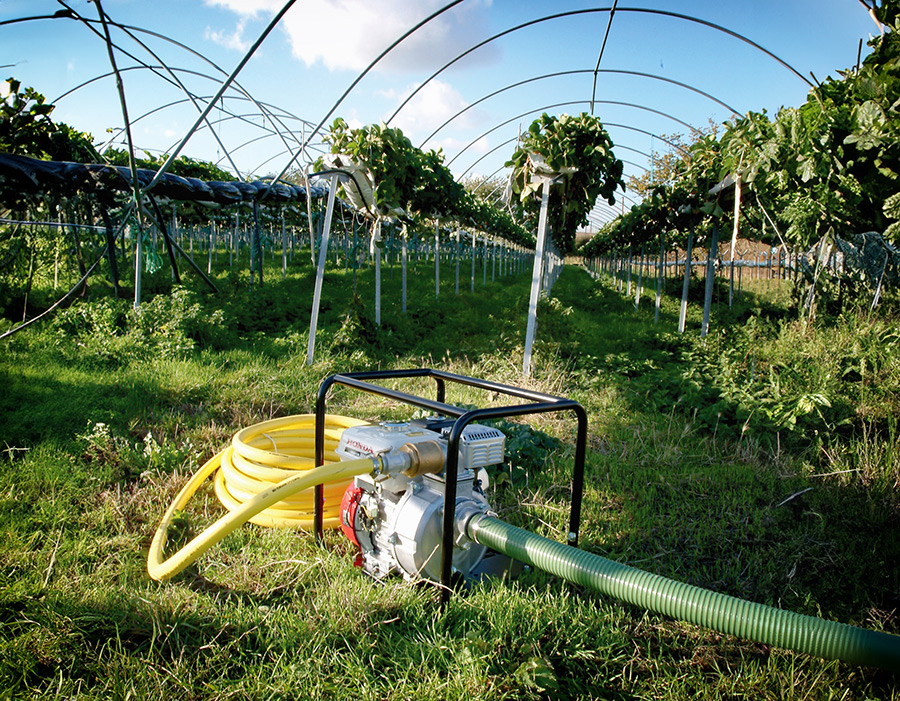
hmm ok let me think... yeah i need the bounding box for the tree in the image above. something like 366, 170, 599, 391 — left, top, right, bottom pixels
627, 123, 719, 197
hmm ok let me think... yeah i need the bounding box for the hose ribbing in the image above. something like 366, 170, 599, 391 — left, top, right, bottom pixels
468, 515, 900, 671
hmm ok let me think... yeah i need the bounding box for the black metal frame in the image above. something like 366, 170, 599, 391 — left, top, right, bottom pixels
314, 368, 587, 604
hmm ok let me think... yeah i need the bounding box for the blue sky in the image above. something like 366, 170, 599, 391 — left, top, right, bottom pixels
1, 1, 883, 224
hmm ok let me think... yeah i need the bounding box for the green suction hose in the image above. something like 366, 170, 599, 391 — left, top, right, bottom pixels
467, 515, 900, 671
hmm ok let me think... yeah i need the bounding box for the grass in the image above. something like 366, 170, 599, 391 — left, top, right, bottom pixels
1, 245, 899, 699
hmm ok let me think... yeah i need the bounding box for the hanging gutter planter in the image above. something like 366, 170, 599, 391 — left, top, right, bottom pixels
507, 112, 626, 255
322, 152, 377, 216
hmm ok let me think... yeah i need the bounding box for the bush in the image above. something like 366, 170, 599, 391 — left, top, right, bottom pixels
50, 287, 230, 364
129, 286, 229, 357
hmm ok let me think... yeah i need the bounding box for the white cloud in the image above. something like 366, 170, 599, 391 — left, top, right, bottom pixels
387, 79, 476, 145
205, 0, 278, 16
204, 19, 251, 52
436, 135, 489, 158
205, 0, 495, 73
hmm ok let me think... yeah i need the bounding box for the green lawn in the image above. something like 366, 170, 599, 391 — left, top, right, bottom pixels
1, 251, 898, 699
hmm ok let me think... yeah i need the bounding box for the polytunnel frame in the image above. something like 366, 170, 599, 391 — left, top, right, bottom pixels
6, 2, 812, 204
91, 94, 326, 179
371, 4, 813, 230
45, 8, 320, 181
456, 120, 689, 182
82, 7, 326, 177
63, 5, 245, 179
386, 5, 811, 137
0, 0, 834, 335
447, 99, 698, 168
0, 0, 309, 235
418, 68, 745, 157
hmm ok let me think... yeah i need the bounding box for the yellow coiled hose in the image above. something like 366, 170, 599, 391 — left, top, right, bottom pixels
148, 414, 374, 581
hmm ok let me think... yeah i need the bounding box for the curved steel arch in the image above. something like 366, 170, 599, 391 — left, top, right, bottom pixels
419, 68, 743, 151
466, 164, 510, 196
388, 6, 807, 130
47, 15, 317, 162
454, 119, 687, 183
100, 92, 316, 152
619, 159, 650, 175
214, 132, 327, 175
462, 154, 645, 211
601, 123, 689, 157
85, 10, 325, 171
54, 64, 257, 110
461, 159, 640, 229
458, 135, 519, 179
55, 58, 321, 178
99, 96, 293, 154
59, 2, 251, 177
623, 8, 813, 87
448, 100, 584, 167
614, 143, 653, 161
587, 210, 617, 226
101, 94, 317, 158
446, 98, 697, 167
267, 0, 467, 200
52, 8, 325, 172
248, 141, 330, 180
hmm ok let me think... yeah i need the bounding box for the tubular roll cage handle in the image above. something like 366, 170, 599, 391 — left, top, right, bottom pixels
314, 368, 588, 604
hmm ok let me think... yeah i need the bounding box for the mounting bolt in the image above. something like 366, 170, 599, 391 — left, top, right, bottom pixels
567, 531, 577, 543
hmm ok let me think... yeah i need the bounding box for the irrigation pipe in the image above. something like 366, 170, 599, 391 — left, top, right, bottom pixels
468, 515, 900, 671
148, 413, 372, 581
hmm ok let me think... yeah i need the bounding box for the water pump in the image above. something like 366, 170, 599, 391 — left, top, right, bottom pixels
335, 419, 505, 582
147, 368, 900, 671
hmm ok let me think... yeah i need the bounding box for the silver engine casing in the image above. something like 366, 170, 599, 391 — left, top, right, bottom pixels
337, 421, 504, 582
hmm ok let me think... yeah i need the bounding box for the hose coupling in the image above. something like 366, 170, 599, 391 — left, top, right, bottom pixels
398, 440, 445, 477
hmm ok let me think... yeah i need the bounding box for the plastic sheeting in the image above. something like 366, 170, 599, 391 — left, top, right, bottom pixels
0, 152, 327, 207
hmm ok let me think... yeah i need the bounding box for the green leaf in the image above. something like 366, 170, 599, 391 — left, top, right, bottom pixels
512, 656, 558, 693
885, 192, 900, 220
855, 100, 886, 130
799, 157, 817, 182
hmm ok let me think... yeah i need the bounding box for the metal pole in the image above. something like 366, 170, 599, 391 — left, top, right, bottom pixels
471, 231, 476, 292
679, 228, 694, 334
701, 225, 719, 338
435, 220, 440, 299
455, 228, 460, 295
402, 227, 408, 313
729, 173, 741, 308
306, 173, 339, 365
655, 234, 665, 324
282, 211, 288, 280
375, 221, 382, 326
523, 179, 551, 377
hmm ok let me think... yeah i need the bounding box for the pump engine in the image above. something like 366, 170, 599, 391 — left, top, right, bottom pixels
336, 419, 507, 582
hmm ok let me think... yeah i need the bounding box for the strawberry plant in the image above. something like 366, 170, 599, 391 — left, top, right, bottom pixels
321, 118, 531, 246
506, 112, 625, 252
321, 118, 421, 218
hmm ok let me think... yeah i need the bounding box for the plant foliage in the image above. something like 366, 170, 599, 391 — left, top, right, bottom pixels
506, 113, 625, 252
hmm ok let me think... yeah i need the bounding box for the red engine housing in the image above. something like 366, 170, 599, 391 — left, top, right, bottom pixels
340, 483, 363, 551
